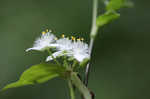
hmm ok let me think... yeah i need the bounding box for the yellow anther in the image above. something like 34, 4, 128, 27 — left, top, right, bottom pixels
42, 31, 46, 35
46, 29, 49, 32
81, 38, 84, 41
71, 36, 74, 39
77, 38, 81, 41
71, 36, 74, 40
49, 29, 52, 32
54, 37, 58, 40
72, 37, 76, 41
66, 37, 69, 40
62, 34, 65, 38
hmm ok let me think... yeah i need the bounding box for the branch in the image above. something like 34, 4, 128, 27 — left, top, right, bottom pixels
84, 0, 98, 87
68, 80, 75, 99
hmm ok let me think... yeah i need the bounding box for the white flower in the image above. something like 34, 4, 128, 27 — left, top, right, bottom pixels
46, 51, 63, 61
46, 38, 73, 61
26, 31, 56, 52
55, 38, 73, 50
71, 41, 90, 62
46, 50, 72, 61
46, 37, 90, 62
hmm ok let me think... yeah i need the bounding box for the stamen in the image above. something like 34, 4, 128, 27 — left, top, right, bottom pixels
42, 31, 46, 35
71, 36, 74, 40
49, 29, 52, 32
77, 38, 81, 41
62, 34, 65, 38
81, 38, 84, 41
66, 37, 69, 40
54, 37, 58, 40
72, 37, 76, 41
46, 29, 49, 32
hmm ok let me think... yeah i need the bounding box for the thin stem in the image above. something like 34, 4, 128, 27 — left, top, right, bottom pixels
63, 56, 68, 68
71, 73, 91, 99
84, 0, 98, 87
68, 80, 75, 99
72, 60, 77, 68
47, 49, 61, 66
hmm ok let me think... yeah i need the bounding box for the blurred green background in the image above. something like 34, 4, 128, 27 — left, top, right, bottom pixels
0, 0, 150, 99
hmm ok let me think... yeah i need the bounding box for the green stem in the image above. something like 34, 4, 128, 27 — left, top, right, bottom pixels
70, 72, 91, 99
90, 0, 98, 39
63, 56, 68, 68
68, 80, 75, 99
84, 0, 98, 86
47, 49, 61, 66
72, 60, 77, 68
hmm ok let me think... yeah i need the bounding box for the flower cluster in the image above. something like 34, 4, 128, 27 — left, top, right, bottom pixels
26, 29, 90, 64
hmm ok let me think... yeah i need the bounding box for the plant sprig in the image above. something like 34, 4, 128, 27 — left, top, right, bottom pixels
2, 0, 133, 99
84, 0, 133, 88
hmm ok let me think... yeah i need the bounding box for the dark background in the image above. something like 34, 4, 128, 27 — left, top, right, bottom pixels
0, 0, 150, 99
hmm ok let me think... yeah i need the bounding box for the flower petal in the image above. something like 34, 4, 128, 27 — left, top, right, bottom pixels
46, 51, 64, 61
26, 47, 43, 52
26, 32, 56, 52
74, 53, 90, 62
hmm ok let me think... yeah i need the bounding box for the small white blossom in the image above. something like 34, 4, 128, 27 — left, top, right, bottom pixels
46, 37, 90, 62
26, 32, 56, 52
72, 41, 90, 62
46, 50, 72, 61
55, 38, 73, 50
46, 38, 73, 61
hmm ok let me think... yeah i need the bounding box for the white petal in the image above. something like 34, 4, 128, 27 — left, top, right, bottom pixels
74, 54, 90, 62
71, 41, 90, 62
46, 51, 64, 61
55, 38, 73, 50
26, 47, 43, 52
26, 32, 56, 52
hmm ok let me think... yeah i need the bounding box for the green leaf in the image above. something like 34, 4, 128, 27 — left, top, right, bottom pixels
2, 63, 65, 91
106, 0, 133, 11
96, 11, 120, 28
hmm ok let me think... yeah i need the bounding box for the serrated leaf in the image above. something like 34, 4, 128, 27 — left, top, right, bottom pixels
96, 11, 120, 27
106, 0, 133, 11
2, 63, 65, 91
